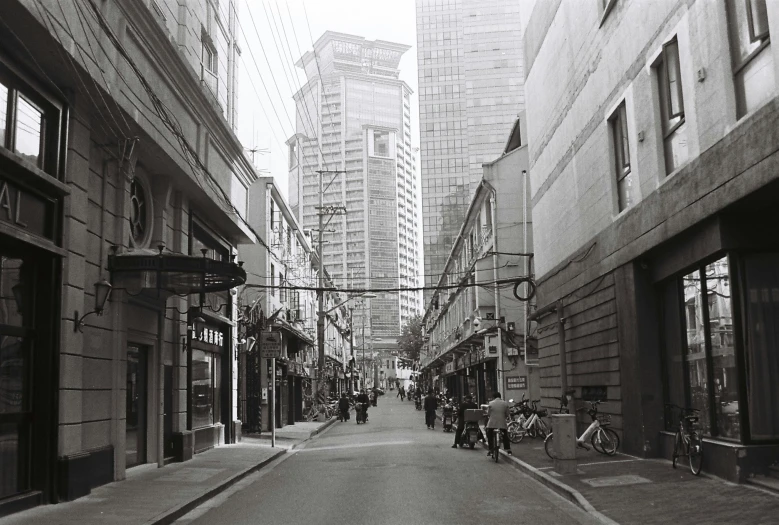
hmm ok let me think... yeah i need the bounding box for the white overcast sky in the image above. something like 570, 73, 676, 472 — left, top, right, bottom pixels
235, 0, 420, 199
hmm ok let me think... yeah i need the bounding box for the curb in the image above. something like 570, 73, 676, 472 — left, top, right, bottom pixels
148, 418, 336, 525
479, 441, 619, 525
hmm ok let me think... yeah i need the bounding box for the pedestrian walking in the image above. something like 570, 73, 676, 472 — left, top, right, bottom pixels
397, 385, 405, 401
424, 389, 438, 429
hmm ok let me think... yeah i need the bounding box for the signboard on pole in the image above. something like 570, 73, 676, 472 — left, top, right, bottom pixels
260, 331, 282, 358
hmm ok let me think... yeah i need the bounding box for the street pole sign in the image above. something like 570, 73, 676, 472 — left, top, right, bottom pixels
261, 331, 281, 358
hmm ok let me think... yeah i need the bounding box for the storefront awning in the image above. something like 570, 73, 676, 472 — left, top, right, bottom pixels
108, 248, 246, 294
272, 317, 315, 346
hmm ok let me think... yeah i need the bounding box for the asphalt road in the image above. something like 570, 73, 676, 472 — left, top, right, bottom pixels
175, 395, 602, 525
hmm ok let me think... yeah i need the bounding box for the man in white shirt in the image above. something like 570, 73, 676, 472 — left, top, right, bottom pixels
486, 392, 512, 457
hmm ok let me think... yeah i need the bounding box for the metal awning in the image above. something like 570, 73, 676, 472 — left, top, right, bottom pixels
108, 248, 246, 294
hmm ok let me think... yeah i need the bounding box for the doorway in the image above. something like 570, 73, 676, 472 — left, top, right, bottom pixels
126, 345, 148, 468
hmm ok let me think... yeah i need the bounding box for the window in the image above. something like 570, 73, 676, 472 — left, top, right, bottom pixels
726, 0, 774, 118
372, 130, 390, 157
191, 349, 221, 428
270, 263, 276, 296
661, 256, 739, 440
129, 176, 150, 247
609, 101, 636, 211
656, 37, 688, 174
0, 65, 62, 176
289, 142, 298, 168
279, 272, 286, 303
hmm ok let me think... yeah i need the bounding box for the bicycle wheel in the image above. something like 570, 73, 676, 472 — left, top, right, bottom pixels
592, 427, 619, 455
494, 438, 500, 463
507, 422, 525, 443
535, 419, 549, 439
544, 433, 557, 460
672, 431, 681, 469
688, 432, 703, 475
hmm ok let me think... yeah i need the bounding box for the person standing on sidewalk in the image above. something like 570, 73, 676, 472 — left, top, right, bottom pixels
486, 392, 511, 457
424, 389, 438, 429
452, 394, 478, 448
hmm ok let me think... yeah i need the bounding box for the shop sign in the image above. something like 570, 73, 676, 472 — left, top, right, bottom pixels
0, 176, 54, 240
506, 376, 527, 390
191, 325, 225, 346
260, 331, 282, 358
444, 361, 454, 374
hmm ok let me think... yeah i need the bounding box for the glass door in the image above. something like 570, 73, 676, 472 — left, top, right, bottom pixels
0, 256, 33, 500
126, 345, 147, 468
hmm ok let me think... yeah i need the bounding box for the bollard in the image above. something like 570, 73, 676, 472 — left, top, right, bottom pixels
551, 414, 578, 474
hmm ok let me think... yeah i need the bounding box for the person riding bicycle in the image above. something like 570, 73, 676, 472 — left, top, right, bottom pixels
338, 392, 350, 422
486, 391, 512, 457
452, 394, 478, 448
356, 389, 370, 421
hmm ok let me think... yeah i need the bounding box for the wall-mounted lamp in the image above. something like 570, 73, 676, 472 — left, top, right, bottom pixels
73, 279, 113, 332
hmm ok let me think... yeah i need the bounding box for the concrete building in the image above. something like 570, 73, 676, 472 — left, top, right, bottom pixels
416, 0, 525, 300
419, 118, 534, 406
522, 0, 779, 482
287, 31, 422, 342
239, 177, 352, 432
0, 0, 254, 515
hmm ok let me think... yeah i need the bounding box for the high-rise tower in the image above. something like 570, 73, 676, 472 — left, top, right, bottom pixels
416, 0, 524, 300
288, 31, 422, 338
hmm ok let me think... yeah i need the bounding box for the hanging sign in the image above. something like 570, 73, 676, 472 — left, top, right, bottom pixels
260, 331, 282, 358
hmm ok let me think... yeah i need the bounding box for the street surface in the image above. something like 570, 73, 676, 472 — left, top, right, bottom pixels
174, 396, 600, 525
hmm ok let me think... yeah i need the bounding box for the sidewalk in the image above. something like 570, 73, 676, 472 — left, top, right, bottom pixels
0, 418, 336, 525
493, 437, 779, 524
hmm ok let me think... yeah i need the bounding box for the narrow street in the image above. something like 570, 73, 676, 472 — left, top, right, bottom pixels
174, 396, 600, 525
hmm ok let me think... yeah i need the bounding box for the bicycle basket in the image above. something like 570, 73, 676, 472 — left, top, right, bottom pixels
597, 414, 612, 426
536, 408, 548, 417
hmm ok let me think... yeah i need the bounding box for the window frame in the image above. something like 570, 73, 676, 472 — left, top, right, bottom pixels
746, 0, 770, 42
0, 59, 65, 178
609, 100, 634, 211
662, 37, 685, 123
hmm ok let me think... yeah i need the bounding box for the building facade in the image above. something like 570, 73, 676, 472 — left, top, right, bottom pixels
287, 31, 422, 342
523, 0, 779, 481
416, 0, 525, 300
0, 0, 253, 515
419, 119, 534, 406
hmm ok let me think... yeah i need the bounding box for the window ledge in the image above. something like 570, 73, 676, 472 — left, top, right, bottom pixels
599, 0, 618, 28
0, 146, 70, 196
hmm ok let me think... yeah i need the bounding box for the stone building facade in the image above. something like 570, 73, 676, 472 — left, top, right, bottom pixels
523, 0, 779, 481
0, 0, 254, 515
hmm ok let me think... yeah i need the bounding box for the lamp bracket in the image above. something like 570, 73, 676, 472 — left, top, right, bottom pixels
73, 309, 103, 333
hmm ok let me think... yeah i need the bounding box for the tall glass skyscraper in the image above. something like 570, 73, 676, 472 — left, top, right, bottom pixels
416, 0, 524, 300
288, 31, 422, 337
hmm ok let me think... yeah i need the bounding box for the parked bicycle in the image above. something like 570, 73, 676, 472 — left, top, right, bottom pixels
666, 403, 703, 475
544, 400, 619, 459
508, 398, 549, 443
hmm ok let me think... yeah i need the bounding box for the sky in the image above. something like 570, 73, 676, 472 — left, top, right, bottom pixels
235, 0, 420, 200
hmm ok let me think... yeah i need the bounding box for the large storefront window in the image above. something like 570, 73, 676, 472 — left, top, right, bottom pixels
662, 255, 739, 440
191, 348, 221, 429
742, 253, 779, 441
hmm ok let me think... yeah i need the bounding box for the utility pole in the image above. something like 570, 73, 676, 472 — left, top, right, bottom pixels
314, 170, 346, 405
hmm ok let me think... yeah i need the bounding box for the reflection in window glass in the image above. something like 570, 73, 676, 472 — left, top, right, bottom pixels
706, 257, 739, 439
192, 350, 213, 429
682, 269, 711, 434
14, 96, 43, 167
0, 422, 20, 498
0, 84, 7, 147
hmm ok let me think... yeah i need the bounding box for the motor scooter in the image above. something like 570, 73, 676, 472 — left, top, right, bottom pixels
460, 409, 483, 449
441, 399, 454, 432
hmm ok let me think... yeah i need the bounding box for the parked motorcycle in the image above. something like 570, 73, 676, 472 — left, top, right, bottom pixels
442, 399, 455, 432
460, 409, 483, 449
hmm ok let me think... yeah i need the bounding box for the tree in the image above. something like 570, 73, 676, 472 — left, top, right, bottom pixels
397, 314, 424, 362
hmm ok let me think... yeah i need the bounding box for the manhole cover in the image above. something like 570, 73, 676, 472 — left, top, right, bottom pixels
581, 474, 651, 487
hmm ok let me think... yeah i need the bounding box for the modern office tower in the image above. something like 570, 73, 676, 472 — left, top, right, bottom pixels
288, 31, 422, 337
416, 0, 524, 300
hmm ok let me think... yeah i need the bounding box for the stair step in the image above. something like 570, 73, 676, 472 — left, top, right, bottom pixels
747, 476, 779, 493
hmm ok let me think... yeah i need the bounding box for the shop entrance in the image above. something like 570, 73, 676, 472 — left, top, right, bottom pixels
126, 345, 148, 468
